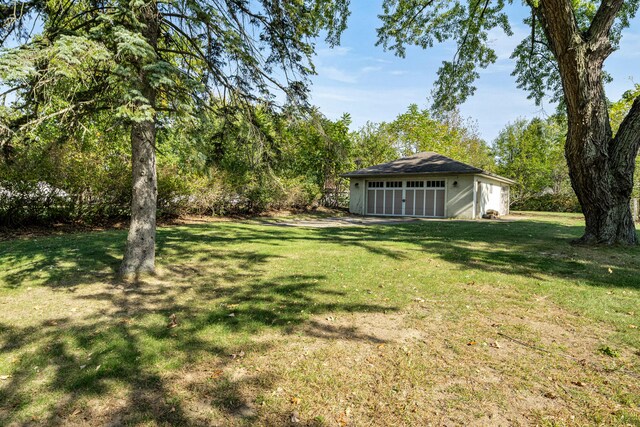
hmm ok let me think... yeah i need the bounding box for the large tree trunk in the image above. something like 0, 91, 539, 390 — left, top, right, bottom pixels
119, 115, 157, 276
537, 0, 640, 245
563, 53, 638, 245
119, 2, 159, 276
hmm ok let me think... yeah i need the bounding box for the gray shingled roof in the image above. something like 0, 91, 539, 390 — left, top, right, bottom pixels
342, 152, 482, 176
341, 151, 516, 184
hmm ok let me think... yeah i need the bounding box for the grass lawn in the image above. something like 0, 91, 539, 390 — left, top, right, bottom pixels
1, 211, 640, 426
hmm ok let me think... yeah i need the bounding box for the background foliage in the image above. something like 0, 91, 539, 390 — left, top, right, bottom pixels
2, 81, 639, 226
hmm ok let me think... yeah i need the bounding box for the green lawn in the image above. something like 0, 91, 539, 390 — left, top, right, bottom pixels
1, 212, 639, 426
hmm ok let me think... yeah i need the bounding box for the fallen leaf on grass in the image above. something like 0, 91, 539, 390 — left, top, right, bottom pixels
167, 313, 178, 328
337, 412, 349, 426
231, 351, 245, 359
0, 375, 11, 380
377, 344, 385, 349
290, 397, 300, 405
71, 409, 81, 416
629, 325, 638, 329
211, 369, 223, 379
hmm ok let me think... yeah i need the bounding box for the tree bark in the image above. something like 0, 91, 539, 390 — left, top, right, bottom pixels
119, 2, 159, 276
536, 0, 640, 245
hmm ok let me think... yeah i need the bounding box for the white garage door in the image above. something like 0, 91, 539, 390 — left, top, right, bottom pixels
366, 179, 445, 217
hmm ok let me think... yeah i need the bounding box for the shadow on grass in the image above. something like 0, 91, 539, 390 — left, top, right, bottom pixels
1, 216, 639, 424
0, 238, 396, 425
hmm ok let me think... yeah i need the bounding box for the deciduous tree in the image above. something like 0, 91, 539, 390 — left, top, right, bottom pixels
378, 0, 640, 244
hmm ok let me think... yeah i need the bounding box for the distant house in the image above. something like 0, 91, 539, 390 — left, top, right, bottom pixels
341, 152, 515, 219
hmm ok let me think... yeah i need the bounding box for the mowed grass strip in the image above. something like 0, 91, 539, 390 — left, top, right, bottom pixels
0, 212, 639, 426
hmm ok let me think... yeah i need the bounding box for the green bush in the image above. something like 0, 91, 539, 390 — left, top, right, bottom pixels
512, 193, 582, 213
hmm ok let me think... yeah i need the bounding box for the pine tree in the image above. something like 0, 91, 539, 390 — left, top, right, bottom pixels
0, 0, 349, 274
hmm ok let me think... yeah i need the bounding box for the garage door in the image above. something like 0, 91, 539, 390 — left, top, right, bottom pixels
366, 180, 403, 215
366, 180, 445, 217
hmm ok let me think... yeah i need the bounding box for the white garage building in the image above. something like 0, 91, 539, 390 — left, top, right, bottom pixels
342, 152, 515, 219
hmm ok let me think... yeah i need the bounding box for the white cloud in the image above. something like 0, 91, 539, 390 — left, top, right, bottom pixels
318, 66, 358, 83
316, 46, 352, 58
310, 85, 430, 128
361, 66, 383, 73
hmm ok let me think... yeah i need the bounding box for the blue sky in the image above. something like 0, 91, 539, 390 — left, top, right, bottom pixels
308, 2, 640, 143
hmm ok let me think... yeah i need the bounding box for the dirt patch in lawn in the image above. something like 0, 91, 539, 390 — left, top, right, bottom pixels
3, 298, 640, 426
150, 302, 639, 426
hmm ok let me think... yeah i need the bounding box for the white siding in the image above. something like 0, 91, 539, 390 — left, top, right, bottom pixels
348, 178, 366, 215
476, 177, 510, 216
445, 175, 475, 219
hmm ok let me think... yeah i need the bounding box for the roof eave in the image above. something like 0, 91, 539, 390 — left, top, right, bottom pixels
477, 173, 517, 185
340, 170, 517, 185
340, 171, 480, 178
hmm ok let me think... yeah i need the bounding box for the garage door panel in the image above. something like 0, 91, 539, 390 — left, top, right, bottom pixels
425, 190, 435, 216
435, 190, 445, 217
405, 190, 414, 215
384, 190, 394, 214
415, 191, 425, 216
393, 189, 403, 215
367, 190, 375, 214
375, 190, 384, 214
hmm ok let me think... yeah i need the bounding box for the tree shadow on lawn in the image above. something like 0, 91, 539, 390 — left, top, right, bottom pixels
310, 219, 640, 290
156, 218, 640, 290
1, 216, 639, 424
7, 216, 633, 291
0, 246, 396, 425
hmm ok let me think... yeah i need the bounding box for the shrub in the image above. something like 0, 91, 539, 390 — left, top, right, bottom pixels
512, 193, 582, 213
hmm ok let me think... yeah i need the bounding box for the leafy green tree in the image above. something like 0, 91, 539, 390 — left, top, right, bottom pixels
364, 104, 494, 169
611, 84, 640, 133
377, 0, 640, 244
283, 110, 352, 207
350, 121, 398, 168
493, 116, 568, 204
0, 0, 349, 274
610, 84, 640, 196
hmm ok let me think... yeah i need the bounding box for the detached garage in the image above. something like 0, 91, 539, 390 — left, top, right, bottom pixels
342, 152, 515, 219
